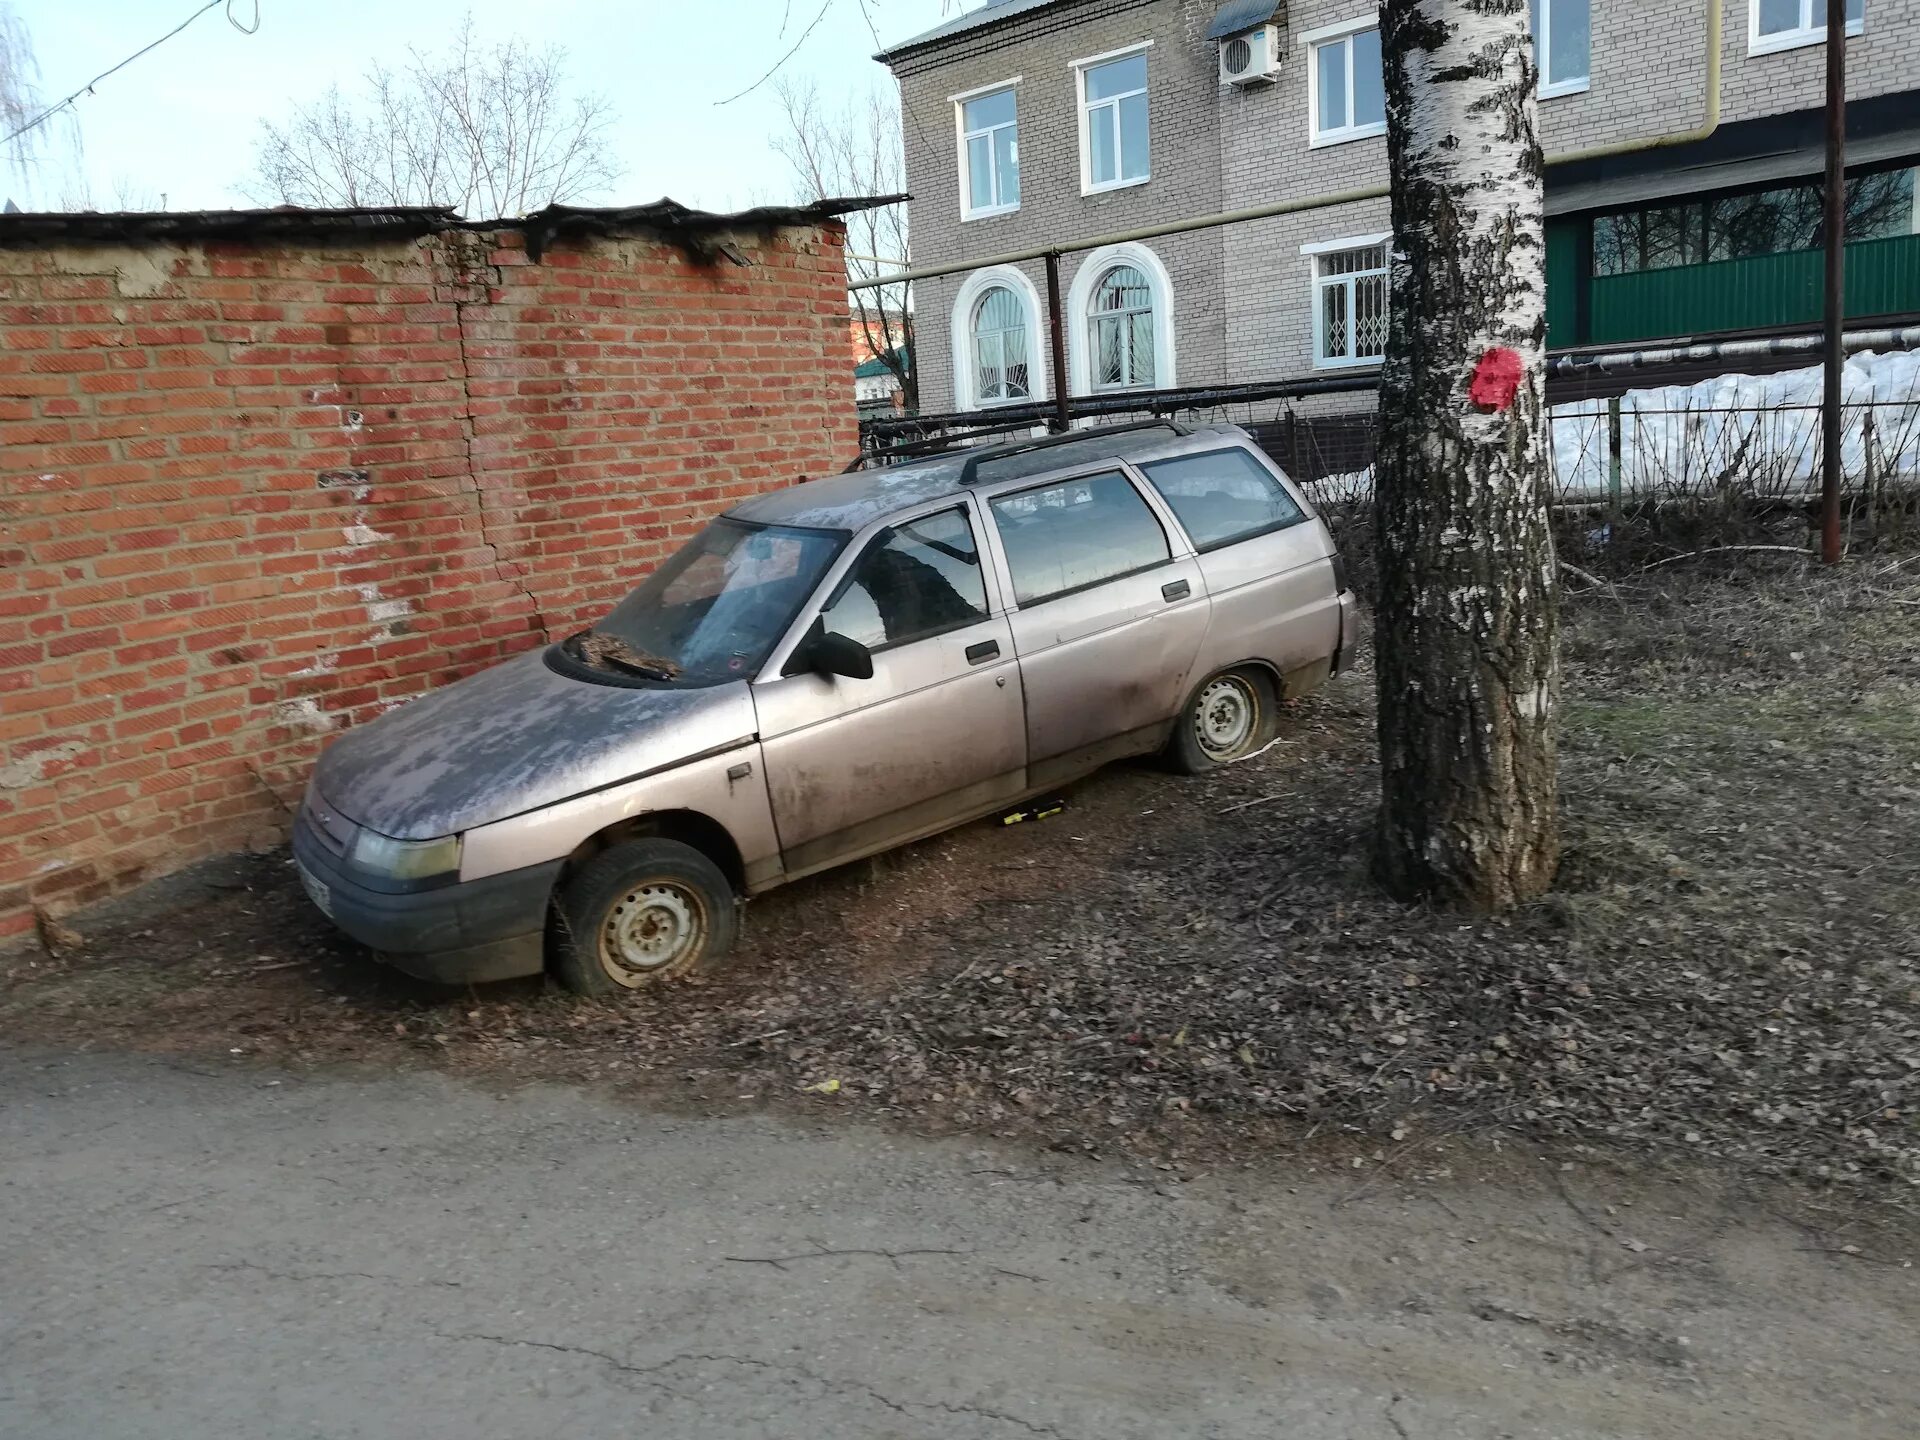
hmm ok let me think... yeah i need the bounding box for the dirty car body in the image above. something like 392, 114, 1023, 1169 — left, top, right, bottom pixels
292, 422, 1358, 987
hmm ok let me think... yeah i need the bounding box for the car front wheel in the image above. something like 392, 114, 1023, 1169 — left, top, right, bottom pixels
1165, 667, 1279, 774
550, 838, 738, 996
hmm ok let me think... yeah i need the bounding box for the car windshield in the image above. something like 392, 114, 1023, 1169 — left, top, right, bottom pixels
577, 518, 846, 685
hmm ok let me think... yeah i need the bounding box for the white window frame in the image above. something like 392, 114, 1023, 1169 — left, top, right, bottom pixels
1748, 0, 1864, 56
1064, 241, 1175, 396
1534, 0, 1591, 98
951, 77, 1022, 222
950, 265, 1049, 411
1073, 41, 1152, 196
1304, 16, 1386, 149
1304, 232, 1392, 371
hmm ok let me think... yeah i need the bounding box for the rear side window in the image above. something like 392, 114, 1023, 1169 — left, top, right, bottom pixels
821, 507, 989, 651
988, 470, 1170, 606
1140, 447, 1305, 552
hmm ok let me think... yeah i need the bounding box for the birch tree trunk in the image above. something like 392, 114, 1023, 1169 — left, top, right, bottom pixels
1373, 0, 1559, 910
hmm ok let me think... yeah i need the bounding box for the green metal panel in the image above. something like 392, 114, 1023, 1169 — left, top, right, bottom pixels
1585, 233, 1920, 345
1544, 217, 1583, 349
1846, 232, 1920, 317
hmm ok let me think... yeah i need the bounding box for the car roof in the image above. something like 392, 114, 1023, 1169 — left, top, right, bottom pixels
727, 422, 1258, 532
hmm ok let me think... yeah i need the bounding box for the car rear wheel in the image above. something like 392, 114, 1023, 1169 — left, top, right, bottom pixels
1164, 667, 1278, 774
550, 838, 738, 997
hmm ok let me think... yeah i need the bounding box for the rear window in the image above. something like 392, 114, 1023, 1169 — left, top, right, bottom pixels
988, 470, 1170, 605
1140, 447, 1305, 552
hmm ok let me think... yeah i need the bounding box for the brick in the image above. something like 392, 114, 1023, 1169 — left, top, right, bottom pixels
0, 216, 855, 935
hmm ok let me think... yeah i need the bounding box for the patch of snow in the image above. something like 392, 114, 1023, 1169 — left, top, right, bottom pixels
1301, 350, 1920, 506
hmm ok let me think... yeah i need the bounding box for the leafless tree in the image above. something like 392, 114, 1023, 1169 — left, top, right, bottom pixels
56, 173, 163, 212
772, 76, 915, 412
1, 4, 79, 201
1371, 0, 1559, 910
247, 15, 618, 217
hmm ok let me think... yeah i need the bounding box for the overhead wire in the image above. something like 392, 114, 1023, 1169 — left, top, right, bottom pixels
4, 0, 259, 147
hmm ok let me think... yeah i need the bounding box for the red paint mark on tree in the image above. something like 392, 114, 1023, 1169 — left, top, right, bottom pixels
1468, 347, 1523, 412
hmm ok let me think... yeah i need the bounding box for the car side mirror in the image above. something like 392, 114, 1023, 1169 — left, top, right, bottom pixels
810, 630, 874, 681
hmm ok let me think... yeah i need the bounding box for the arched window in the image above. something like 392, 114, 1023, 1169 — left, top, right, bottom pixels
1088, 265, 1155, 390
971, 285, 1031, 404
949, 266, 1047, 411
1064, 243, 1173, 397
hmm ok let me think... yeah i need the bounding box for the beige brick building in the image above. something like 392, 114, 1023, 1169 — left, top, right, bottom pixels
882, 0, 1920, 414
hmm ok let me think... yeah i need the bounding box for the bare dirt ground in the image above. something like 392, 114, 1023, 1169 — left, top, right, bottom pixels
4, 559, 1918, 1204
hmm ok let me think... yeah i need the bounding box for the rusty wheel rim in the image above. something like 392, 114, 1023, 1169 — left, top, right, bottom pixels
1195, 675, 1258, 760
598, 881, 706, 987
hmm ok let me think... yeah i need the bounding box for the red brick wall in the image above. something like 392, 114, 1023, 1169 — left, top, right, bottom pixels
0, 220, 857, 942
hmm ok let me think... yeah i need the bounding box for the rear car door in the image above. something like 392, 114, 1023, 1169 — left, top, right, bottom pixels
1136, 445, 1340, 683
753, 502, 1027, 879
981, 467, 1208, 789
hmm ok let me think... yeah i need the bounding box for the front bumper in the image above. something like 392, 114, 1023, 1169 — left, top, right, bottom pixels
291, 804, 559, 985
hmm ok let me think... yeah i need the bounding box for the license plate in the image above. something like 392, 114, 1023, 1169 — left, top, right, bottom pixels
296, 859, 334, 919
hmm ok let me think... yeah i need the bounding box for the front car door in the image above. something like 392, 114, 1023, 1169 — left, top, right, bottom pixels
1134, 444, 1341, 688
753, 501, 1027, 880
980, 466, 1209, 790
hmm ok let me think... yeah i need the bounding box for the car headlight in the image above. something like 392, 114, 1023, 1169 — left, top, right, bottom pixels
350, 830, 463, 882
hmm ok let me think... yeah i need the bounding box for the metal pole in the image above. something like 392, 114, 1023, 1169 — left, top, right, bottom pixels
1820, 0, 1847, 565
1044, 251, 1070, 434
1607, 395, 1623, 524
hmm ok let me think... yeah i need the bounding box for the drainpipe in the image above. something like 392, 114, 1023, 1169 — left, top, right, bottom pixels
1546, 325, 1920, 377
850, 0, 1722, 296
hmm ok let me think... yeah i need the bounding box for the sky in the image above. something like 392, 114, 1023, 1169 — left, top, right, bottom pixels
5, 0, 961, 213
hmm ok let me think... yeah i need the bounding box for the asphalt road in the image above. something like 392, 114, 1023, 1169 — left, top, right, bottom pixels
3, 1046, 1915, 1440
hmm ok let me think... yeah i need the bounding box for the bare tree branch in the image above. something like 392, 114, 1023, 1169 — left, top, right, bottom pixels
247, 11, 618, 217
715, 0, 835, 106
1, 3, 82, 202
771, 76, 915, 411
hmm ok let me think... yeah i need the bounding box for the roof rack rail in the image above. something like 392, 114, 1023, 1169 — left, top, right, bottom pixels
957, 419, 1189, 488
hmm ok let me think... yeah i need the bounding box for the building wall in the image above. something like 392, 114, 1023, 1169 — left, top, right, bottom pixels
0, 221, 855, 941
896, 0, 1226, 413
892, 0, 1920, 407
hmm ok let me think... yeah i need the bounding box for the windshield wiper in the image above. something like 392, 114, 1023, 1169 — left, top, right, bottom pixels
565, 630, 684, 682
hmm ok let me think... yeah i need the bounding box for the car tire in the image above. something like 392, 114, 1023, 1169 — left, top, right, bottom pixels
549, 838, 738, 997
1164, 667, 1279, 774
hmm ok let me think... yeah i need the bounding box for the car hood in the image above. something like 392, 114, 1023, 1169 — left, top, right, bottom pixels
312, 649, 756, 840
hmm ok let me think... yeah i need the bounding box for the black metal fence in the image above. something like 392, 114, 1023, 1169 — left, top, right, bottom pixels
858, 373, 1381, 483
858, 373, 1920, 508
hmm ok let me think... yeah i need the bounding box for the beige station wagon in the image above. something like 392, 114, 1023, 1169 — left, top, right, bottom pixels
292, 421, 1357, 994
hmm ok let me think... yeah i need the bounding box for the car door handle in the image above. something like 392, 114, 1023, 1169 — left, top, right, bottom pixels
966, 640, 1001, 664
1162, 579, 1191, 602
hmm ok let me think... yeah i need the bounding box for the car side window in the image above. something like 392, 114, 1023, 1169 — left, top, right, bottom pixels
819, 506, 990, 651
988, 470, 1171, 606
1139, 448, 1306, 552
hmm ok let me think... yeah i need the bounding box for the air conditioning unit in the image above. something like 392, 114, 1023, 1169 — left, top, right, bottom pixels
1219, 24, 1282, 87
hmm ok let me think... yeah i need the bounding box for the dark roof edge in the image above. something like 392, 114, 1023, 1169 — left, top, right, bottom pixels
0, 195, 905, 252
875, 0, 1069, 62
878, 0, 1156, 75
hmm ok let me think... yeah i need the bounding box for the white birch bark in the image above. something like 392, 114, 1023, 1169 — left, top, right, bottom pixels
1373, 0, 1560, 910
